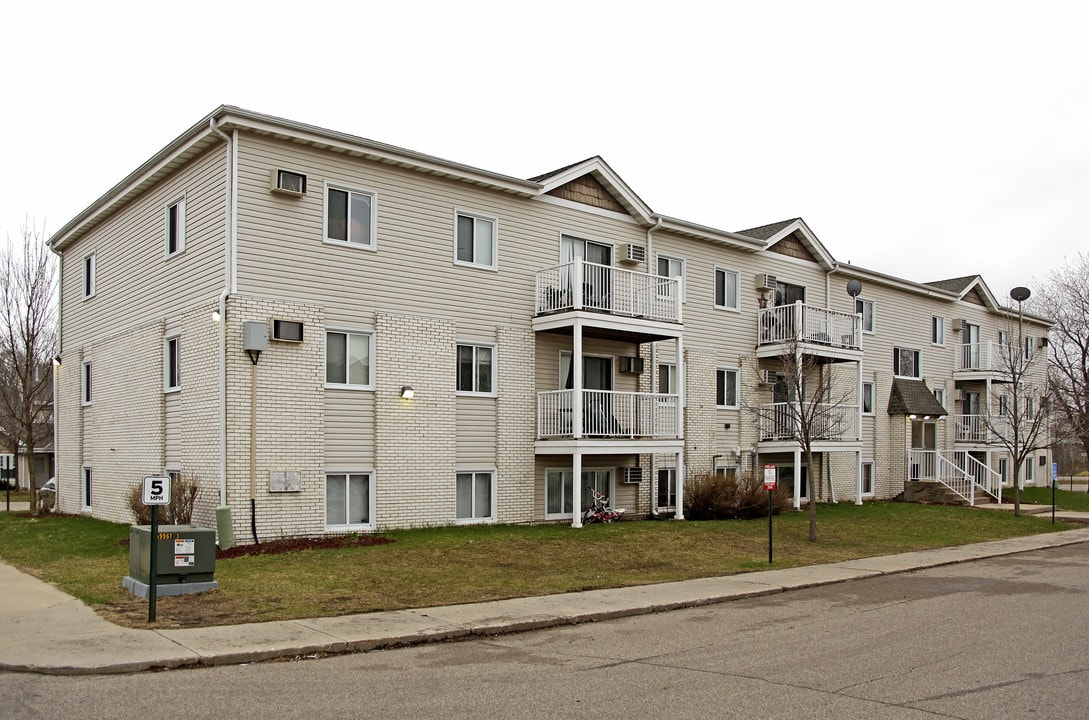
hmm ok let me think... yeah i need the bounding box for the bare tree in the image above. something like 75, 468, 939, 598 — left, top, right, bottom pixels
747, 344, 856, 541
0, 221, 57, 511
982, 299, 1050, 515
1034, 253, 1089, 488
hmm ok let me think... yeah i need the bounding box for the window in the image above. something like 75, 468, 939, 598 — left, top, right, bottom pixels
164, 336, 180, 392
81, 361, 92, 405
855, 299, 874, 333
714, 267, 740, 311
862, 381, 874, 415
325, 331, 374, 388
545, 468, 611, 518
658, 362, 677, 394
456, 343, 494, 395
861, 462, 874, 496
454, 211, 497, 269
325, 184, 376, 249
657, 467, 677, 508
165, 196, 185, 256
1023, 336, 1036, 361
998, 395, 1009, 416
82, 253, 96, 299
657, 255, 685, 301
81, 466, 92, 510
715, 464, 738, 480
893, 347, 921, 378
933, 388, 945, 409
931, 316, 945, 345
716, 368, 739, 408
999, 457, 1009, 485
456, 471, 495, 522
325, 472, 373, 528
1024, 457, 1035, 483
1026, 396, 1036, 420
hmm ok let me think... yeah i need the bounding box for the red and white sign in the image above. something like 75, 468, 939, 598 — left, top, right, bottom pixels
763, 464, 777, 491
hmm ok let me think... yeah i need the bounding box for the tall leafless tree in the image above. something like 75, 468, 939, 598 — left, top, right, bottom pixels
0, 221, 57, 511
1034, 253, 1089, 488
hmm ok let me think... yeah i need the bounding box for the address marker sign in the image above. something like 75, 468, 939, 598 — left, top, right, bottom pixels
143, 475, 171, 505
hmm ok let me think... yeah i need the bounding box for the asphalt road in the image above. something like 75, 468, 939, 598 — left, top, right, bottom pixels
3, 544, 1087, 719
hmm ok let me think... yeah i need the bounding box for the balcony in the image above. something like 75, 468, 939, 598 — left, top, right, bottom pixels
758, 402, 859, 442
756, 302, 861, 361
955, 342, 1015, 377
537, 389, 680, 440
955, 414, 1017, 444
533, 261, 683, 342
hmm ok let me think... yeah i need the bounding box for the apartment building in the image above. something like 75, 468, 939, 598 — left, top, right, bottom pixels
48, 106, 1051, 541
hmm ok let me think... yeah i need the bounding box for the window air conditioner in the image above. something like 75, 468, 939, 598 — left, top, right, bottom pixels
272, 319, 304, 343
619, 356, 645, 374
762, 370, 778, 384
951, 319, 964, 332
755, 273, 776, 291
270, 169, 307, 196
622, 467, 643, 484
622, 243, 647, 264
1037, 337, 1049, 348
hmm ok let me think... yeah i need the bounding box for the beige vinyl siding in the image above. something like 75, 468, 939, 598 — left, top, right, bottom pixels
324, 391, 376, 467
60, 147, 228, 350
456, 396, 496, 465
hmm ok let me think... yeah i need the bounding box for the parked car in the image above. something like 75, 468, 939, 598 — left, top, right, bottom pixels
40, 478, 56, 494
38, 477, 56, 511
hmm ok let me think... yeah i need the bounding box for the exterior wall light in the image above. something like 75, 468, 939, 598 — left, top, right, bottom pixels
400, 386, 415, 399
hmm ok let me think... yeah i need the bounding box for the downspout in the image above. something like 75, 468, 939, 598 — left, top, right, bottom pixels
209, 118, 236, 510
646, 218, 663, 508
825, 264, 837, 503
53, 249, 62, 509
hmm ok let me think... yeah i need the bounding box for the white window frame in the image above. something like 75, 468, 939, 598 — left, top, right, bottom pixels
1024, 456, 1035, 483
1026, 396, 1036, 420
82, 252, 96, 299
455, 469, 496, 524
715, 464, 738, 479
856, 298, 875, 334
713, 266, 740, 312
544, 467, 613, 520
656, 467, 677, 509
861, 462, 875, 496
81, 361, 92, 406
324, 181, 377, 250
657, 254, 686, 302
893, 347, 921, 378
165, 195, 186, 257
657, 362, 677, 394
324, 470, 375, 530
998, 395, 1009, 416
164, 336, 180, 393
862, 381, 875, 415
933, 388, 946, 409
999, 457, 1009, 485
324, 329, 375, 390
453, 209, 498, 271
456, 342, 496, 396
716, 367, 739, 409
81, 466, 92, 511
1023, 336, 1036, 361
931, 315, 945, 346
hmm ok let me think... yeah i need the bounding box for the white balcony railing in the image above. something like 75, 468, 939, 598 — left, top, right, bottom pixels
955, 414, 1021, 443
956, 342, 1016, 373
758, 302, 861, 350
535, 260, 682, 323
537, 389, 680, 439
758, 402, 859, 442
909, 449, 1002, 504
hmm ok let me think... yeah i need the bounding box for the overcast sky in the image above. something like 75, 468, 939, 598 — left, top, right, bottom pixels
3, 1, 1085, 302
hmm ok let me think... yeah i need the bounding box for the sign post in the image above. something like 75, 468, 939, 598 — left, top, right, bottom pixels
764, 464, 777, 564
142, 475, 171, 622
1052, 462, 1058, 525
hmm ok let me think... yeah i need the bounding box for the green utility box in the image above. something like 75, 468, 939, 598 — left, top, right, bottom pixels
127, 524, 216, 586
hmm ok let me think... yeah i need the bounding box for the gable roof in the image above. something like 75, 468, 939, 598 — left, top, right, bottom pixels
531, 156, 654, 224
923, 274, 1005, 312
887, 379, 948, 417
737, 217, 836, 270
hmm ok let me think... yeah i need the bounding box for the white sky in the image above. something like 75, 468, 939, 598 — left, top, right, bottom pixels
3, 1, 1086, 301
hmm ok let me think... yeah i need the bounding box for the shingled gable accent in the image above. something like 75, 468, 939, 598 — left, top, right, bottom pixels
887, 379, 948, 417
546, 174, 627, 213
962, 287, 987, 307
768, 232, 819, 263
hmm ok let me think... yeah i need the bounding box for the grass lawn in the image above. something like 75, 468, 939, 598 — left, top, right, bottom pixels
0, 502, 1077, 629
1004, 486, 1089, 512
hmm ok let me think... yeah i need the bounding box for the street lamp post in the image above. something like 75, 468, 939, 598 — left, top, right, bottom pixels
1010, 286, 1031, 515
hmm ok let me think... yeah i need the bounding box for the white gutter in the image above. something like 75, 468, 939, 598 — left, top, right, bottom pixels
209, 118, 236, 506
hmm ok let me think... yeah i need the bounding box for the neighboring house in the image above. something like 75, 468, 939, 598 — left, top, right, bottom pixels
47, 106, 1052, 540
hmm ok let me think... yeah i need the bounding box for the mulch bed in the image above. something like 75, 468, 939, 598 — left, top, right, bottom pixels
215, 534, 394, 559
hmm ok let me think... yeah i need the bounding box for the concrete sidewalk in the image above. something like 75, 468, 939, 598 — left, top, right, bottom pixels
3, 526, 1089, 676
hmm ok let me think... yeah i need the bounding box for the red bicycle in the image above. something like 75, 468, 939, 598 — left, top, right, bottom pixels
581, 487, 625, 524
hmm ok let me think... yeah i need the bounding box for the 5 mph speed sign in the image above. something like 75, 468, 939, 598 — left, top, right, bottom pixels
142, 475, 171, 505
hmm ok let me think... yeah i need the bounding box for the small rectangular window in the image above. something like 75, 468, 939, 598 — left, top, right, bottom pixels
931, 316, 945, 345
714, 268, 740, 311
166, 197, 185, 256
855, 299, 875, 333
716, 368, 739, 408
164, 336, 180, 392
657, 467, 677, 508
933, 388, 945, 409
83, 253, 96, 299
1023, 336, 1036, 361
658, 362, 677, 394
893, 347, 921, 378
326, 184, 376, 249
657, 255, 685, 302
862, 381, 874, 415
454, 211, 497, 269
325, 331, 374, 388
325, 472, 372, 528
861, 462, 874, 496
81, 361, 92, 405
456, 343, 495, 395
81, 466, 92, 510
456, 471, 494, 522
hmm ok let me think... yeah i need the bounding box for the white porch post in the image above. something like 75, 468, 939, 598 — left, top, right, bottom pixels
793, 446, 802, 510
676, 335, 685, 442
571, 450, 583, 529
856, 450, 863, 505
572, 320, 583, 440
674, 450, 685, 520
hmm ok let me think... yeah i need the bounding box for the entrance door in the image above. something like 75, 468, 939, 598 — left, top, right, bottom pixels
910, 420, 938, 480
774, 281, 806, 307
964, 391, 981, 441
780, 465, 809, 500
963, 323, 981, 369
561, 353, 617, 435
562, 235, 613, 309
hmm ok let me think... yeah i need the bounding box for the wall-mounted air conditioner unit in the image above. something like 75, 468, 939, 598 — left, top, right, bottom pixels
761, 370, 778, 384
621, 467, 643, 484
272, 319, 304, 343
755, 273, 776, 291
619, 356, 645, 374
1037, 336, 1049, 348
621, 243, 647, 264
951, 319, 964, 332
270, 169, 307, 196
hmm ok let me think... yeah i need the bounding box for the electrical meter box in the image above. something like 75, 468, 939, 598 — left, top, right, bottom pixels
128, 525, 216, 585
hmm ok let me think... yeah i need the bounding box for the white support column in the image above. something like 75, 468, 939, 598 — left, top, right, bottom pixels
674, 450, 685, 520
573, 319, 583, 440
571, 450, 583, 528
793, 446, 802, 509
856, 449, 863, 505
676, 335, 685, 440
